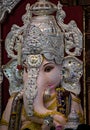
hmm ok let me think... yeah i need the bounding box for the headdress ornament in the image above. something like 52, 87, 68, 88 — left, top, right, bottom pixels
5, 0, 82, 64
3, 0, 83, 95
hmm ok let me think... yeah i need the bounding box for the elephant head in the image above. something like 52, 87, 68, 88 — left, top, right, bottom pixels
3, 0, 83, 129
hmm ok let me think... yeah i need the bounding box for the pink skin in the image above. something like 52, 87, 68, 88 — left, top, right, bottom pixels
23, 58, 66, 126
37, 59, 62, 93
33, 59, 61, 113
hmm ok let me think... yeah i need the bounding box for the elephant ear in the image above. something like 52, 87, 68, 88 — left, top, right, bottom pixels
56, 2, 82, 57
2, 59, 23, 95
64, 20, 82, 56
61, 56, 83, 95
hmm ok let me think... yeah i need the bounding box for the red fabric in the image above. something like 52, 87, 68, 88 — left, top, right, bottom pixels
1, 0, 83, 111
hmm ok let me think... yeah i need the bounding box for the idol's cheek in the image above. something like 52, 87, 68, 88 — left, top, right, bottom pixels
37, 64, 62, 89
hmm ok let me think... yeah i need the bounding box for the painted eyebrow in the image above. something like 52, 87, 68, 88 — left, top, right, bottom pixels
43, 62, 55, 67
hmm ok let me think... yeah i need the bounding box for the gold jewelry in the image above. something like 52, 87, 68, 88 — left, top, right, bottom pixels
47, 99, 57, 110
77, 111, 84, 123
56, 87, 65, 92
0, 118, 9, 126
34, 110, 66, 119
72, 97, 81, 104
44, 93, 56, 103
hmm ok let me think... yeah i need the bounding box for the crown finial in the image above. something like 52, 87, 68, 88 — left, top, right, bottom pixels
30, 0, 57, 15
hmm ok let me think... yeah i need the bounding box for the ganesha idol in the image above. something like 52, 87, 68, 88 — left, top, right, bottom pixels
0, 0, 84, 130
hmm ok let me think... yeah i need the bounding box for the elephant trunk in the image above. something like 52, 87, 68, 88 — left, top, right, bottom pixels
23, 67, 39, 117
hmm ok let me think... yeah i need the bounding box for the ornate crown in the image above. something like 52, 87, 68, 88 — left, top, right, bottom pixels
3, 0, 83, 95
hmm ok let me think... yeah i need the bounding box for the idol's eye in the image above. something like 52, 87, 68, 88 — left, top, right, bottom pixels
44, 66, 54, 72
